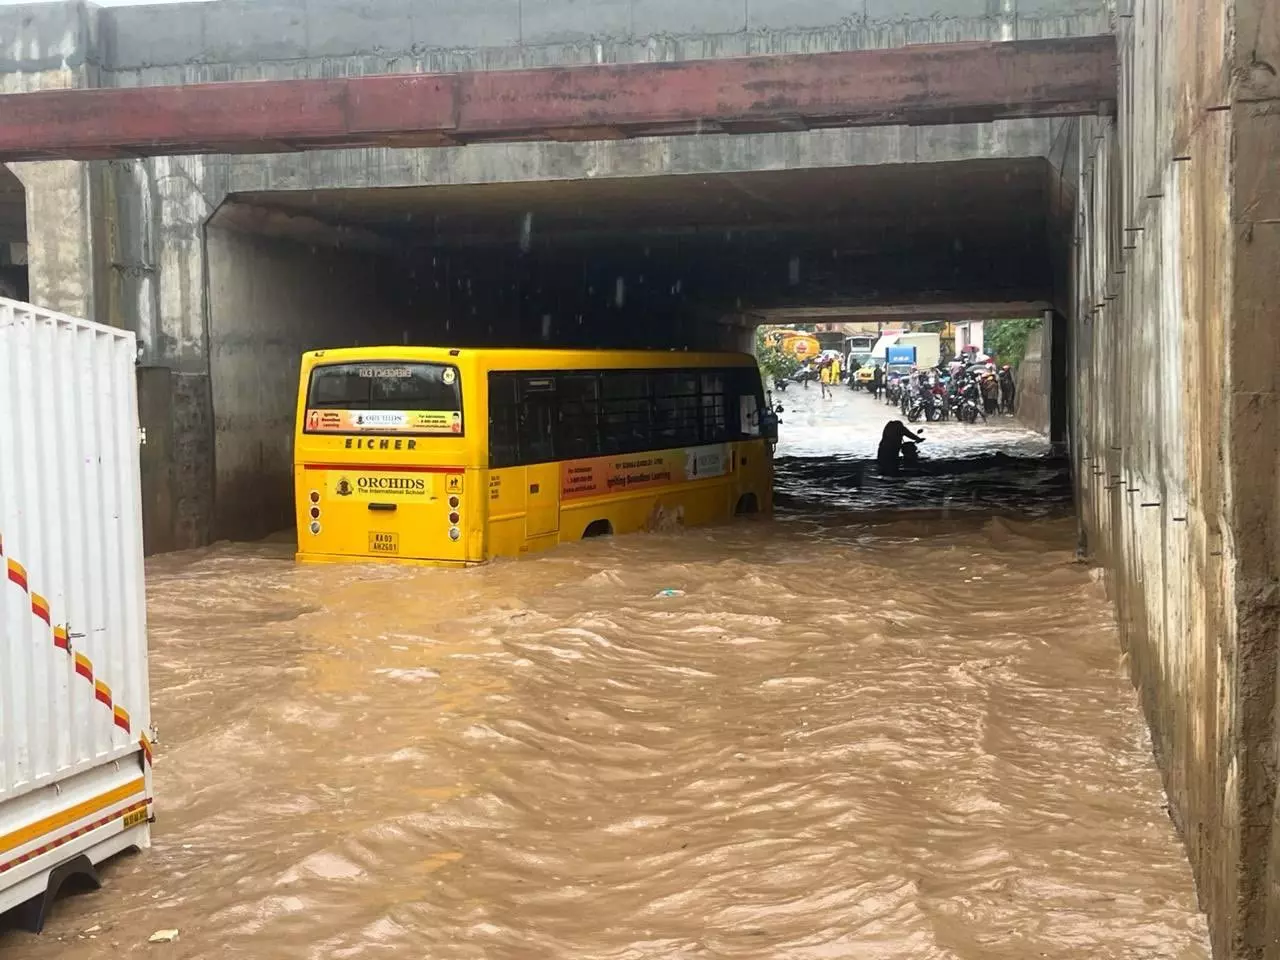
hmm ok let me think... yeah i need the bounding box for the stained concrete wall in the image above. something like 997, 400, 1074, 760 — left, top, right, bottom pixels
1013, 324, 1049, 434
92, 0, 1105, 86
205, 223, 417, 540
1070, 0, 1280, 952
0, 7, 102, 322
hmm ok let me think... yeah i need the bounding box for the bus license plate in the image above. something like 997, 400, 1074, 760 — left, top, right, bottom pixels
369, 531, 399, 554
123, 807, 148, 829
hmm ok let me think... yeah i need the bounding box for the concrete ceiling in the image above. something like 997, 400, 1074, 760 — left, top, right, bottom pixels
222, 158, 1061, 321
753, 301, 1053, 324
231, 158, 1051, 253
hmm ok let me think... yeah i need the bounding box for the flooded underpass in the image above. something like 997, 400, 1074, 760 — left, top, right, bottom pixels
3, 389, 1208, 959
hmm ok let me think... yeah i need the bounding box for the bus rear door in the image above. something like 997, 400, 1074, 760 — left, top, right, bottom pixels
519, 375, 561, 540
297, 359, 474, 564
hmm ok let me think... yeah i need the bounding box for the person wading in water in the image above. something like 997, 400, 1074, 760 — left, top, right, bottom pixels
877, 420, 925, 475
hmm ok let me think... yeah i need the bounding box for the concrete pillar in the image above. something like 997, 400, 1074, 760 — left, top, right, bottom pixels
0, 1, 103, 321
135, 366, 177, 556
1048, 310, 1068, 446
1225, 0, 1280, 944
1070, 0, 1280, 950
9, 162, 98, 321
1012, 319, 1049, 434
107, 156, 226, 551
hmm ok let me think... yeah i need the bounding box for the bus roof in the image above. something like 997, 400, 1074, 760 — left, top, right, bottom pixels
303, 346, 759, 370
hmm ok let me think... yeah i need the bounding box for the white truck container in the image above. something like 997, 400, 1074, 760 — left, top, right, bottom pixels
870, 332, 942, 369
896, 333, 942, 369
0, 298, 151, 930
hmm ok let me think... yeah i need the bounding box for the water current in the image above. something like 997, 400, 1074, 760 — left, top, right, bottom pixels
3, 387, 1208, 959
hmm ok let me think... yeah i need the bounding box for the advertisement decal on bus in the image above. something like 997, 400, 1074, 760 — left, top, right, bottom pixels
560, 444, 730, 501
305, 409, 462, 434
327, 473, 434, 500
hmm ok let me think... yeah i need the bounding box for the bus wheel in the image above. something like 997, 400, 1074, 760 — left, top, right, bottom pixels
582, 519, 614, 539
735, 493, 760, 516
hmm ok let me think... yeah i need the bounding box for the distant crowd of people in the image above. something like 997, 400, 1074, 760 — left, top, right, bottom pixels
787, 351, 1018, 421
868, 359, 1017, 420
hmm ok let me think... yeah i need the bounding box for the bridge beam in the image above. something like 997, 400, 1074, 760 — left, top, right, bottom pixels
0, 36, 1116, 162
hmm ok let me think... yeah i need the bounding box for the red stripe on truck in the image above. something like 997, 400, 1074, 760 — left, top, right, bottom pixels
6, 559, 27, 591
3, 528, 147, 754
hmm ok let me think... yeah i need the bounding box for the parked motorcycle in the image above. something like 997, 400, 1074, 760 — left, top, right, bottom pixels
954, 379, 987, 424
919, 377, 949, 422
905, 391, 925, 423
884, 373, 904, 406
789, 366, 819, 386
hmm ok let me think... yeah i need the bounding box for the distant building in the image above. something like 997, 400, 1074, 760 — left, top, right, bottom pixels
953, 319, 985, 355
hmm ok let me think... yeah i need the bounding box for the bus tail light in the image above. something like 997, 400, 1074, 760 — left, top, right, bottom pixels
309, 521, 321, 535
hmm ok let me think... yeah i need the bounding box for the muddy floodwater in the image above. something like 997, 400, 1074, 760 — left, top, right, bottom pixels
4, 390, 1208, 959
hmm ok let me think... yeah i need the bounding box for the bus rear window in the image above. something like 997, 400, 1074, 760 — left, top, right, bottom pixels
304, 362, 463, 436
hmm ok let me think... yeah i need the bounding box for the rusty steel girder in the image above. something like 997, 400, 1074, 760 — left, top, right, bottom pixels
0, 36, 1116, 162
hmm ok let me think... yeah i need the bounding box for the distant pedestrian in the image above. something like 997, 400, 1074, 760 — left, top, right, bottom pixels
819, 358, 837, 398
999, 365, 1016, 414
980, 370, 999, 416
870, 364, 884, 400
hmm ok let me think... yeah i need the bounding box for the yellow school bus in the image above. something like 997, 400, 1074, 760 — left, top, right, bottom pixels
293, 347, 777, 566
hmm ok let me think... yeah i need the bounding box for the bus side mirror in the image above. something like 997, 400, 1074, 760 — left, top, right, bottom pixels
760, 409, 780, 442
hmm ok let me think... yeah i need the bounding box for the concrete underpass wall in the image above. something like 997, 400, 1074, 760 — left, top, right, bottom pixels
1014, 324, 1049, 434
94, 0, 1105, 84
206, 225, 413, 541
1072, 0, 1280, 953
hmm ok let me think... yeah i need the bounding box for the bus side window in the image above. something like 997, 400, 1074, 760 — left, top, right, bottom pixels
739, 394, 761, 437
556, 374, 601, 459
734, 368, 763, 438
520, 376, 557, 464
701, 370, 728, 444
601, 372, 651, 455
489, 373, 521, 468
653, 371, 701, 447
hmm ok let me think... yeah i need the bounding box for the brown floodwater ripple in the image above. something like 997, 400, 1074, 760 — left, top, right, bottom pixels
2, 457, 1207, 959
